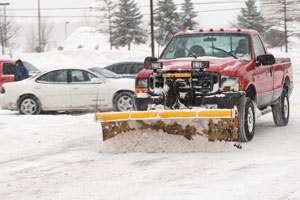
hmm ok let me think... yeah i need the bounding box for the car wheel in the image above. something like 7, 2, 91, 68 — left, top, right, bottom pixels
18, 96, 42, 115
238, 97, 255, 142
115, 92, 135, 112
272, 88, 289, 126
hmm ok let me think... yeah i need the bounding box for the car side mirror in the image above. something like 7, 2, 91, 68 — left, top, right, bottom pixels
91, 78, 102, 83
256, 54, 276, 66
144, 56, 158, 69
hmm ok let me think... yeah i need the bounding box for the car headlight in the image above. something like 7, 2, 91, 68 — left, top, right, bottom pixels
136, 78, 148, 88
221, 76, 241, 91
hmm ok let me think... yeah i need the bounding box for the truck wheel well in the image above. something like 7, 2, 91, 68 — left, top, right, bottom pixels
284, 77, 290, 90
246, 85, 256, 102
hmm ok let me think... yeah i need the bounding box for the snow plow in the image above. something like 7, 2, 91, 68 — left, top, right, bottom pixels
95, 107, 239, 142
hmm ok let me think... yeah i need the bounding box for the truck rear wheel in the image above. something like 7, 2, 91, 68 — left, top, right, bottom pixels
238, 97, 255, 142
272, 88, 289, 126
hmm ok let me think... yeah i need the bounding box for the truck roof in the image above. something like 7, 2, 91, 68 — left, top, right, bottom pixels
175, 29, 259, 36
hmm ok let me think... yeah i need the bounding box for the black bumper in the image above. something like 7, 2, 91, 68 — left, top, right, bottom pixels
135, 92, 246, 110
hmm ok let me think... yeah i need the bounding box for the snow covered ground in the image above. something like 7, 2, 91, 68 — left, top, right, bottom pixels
1, 29, 300, 199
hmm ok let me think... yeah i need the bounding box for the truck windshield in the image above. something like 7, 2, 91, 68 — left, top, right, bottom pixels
160, 33, 252, 61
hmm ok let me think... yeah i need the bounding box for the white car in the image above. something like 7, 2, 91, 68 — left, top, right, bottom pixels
0, 68, 136, 114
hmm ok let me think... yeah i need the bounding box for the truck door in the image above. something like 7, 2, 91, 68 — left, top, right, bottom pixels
253, 34, 274, 107
0, 62, 16, 86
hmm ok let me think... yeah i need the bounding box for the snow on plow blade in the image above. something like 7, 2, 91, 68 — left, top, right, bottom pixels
95, 107, 239, 142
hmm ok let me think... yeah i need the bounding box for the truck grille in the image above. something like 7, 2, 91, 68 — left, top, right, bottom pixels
150, 71, 221, 96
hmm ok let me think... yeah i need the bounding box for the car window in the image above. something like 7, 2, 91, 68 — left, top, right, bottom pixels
131, 63, 144, 74
23, 61, 40, 72
114, 64, 125, 74
89, 67, 119, 78
2, 63, 16, 75
106, 65, 115, 72
253, 34, 266, 58
37, 70, 68, 83
71, 69, 97, 82
87, 71, 97, 80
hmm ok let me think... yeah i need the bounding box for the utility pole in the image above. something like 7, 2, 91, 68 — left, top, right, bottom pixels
0, 3, 10, 55
37, 0, 41, 52
150, 0, 155, 57
65, 22, 70, 39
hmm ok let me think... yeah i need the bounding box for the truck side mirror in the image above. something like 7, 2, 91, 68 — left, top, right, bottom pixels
256, 54, 276, 66
144, 57, 158, 69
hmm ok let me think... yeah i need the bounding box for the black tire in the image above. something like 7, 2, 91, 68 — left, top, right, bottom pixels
272, 88, 289, 126
18, 95, 42, 115
238, 97, 255, 142
114, 92, 135, 111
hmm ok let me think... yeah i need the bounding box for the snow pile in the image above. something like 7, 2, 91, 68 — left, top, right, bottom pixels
63, 26, 110, 51
99, 129, 238, 153
18, 49, 147, 71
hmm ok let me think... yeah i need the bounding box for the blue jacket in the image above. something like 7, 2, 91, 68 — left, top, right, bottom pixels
14, 65, 29, 81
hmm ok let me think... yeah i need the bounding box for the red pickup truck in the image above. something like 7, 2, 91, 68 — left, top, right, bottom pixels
134, 29, 293, 142
0, 60, 40, 87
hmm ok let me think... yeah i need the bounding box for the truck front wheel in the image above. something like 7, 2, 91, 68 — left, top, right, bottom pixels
272, 88, 289, 126
238, 97, 255, 142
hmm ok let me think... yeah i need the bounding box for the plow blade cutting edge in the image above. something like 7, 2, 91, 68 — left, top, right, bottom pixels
95, 107, 239, 142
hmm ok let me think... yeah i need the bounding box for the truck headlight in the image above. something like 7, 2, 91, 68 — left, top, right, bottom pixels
192, 61, 209, 69
221, 76, 241, 91
151, 62, 163, 70
136, 78, 148, 88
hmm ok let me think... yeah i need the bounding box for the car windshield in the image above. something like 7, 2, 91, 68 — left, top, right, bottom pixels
160, 32, 252, 61
89, 67, 120, 78
23, 61, 40, 72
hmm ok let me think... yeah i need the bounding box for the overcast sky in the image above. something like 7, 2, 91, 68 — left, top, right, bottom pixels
3, 0, 247, 47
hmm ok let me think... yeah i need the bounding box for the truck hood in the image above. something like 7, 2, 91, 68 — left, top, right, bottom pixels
161, 57, 249, 77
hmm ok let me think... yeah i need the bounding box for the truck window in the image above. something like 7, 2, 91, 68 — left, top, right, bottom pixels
253, 34, 266, 58
2, 63, 16, 75
161, 33, 251, 61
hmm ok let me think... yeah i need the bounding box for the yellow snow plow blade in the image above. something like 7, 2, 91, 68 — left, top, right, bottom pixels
95, 107, 239, 142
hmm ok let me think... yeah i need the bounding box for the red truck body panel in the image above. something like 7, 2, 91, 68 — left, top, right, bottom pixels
0, 60, 18, 87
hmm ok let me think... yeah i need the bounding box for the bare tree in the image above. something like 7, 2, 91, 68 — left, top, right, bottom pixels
40, 20, 54, 52
97, 0, 117, 50
25, 25, 37, 53
0, 9, 19, 55
261, 0, 300, 52
26, 20, 54, 53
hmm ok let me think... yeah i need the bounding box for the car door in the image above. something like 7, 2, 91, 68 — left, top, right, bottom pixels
0, 62, 16, 86
35, 69, 71, 109
253, 34, 274, 107
69, 69, 108, 109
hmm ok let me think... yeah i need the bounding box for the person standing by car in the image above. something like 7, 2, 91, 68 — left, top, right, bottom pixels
14, 59, 29, 81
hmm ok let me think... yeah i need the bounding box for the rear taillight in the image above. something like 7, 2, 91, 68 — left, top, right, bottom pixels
0, 86, 5, 94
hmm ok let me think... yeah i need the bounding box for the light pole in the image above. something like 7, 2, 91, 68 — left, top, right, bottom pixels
65, 22, 70, 39
0, 3, 10, 55
150, 0, 155, 57
37, 0, 41, 52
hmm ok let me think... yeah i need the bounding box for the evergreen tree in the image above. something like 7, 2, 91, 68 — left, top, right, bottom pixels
112, 0, 146, 50
237, 0, 265, 34
154, 0, 180, 47
180, 0, 198, 30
